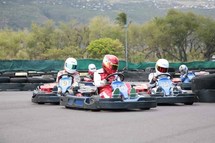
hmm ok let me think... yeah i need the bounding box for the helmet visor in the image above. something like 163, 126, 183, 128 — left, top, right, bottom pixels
157, 66, 168, 73
112, 64, 118, 70
90, 67, 96, 70
67, 64, 77, 70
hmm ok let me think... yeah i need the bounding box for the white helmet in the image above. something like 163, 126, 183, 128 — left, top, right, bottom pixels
179, 64, 188, 75
64, 57, 77, 74
155, 59, 169, 75
88, 64, 97, 72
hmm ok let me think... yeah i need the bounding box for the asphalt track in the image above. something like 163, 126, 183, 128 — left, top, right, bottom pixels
0, 91, 215, 143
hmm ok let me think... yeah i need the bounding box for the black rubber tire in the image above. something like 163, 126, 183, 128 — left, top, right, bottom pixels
0, 77, 10, 83
22, 83, 40, 91
196, 89, 215, 103
123, 70, 148, 82
27, 77, 55, 83
10, 77, 27, 83
168, 68, 175, 73
145, 67, 155, 73
192, 74, 215, 92
2, 72, 15, 77
145, 67, 175, 77
0, 83, 22, 91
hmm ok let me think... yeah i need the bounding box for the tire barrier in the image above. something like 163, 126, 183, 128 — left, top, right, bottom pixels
196, 89, 215, 103
145, 67, 176, 77
123, 70, 149, 82
192, 74, 215, 92
192, 74, 215, 103
10, 77, 28, 83
0, 83, 40, 91
0, 70, 214, 92
0, 71, 56, 91
2, 72, 15, 78
27, 77, 55, 83
0, 77, 10, 83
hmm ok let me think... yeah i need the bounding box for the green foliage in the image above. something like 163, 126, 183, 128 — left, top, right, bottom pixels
0, 9, 215, 62
115, 12, 127, 26
196, 17, 215, 60
0, 29, 29, 59
140, 9, 212, 62
86, 38, 123, 59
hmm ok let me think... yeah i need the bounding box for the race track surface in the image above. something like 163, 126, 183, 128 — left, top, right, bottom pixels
0, 91, 215, 143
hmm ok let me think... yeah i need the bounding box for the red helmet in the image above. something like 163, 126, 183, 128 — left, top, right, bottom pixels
102, 54, 119, 74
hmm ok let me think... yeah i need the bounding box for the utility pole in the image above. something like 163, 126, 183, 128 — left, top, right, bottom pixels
125, 24, 128, 70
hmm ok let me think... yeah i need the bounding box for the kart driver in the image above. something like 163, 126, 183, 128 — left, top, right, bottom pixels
94, 54, 119, 98
87, 63, 97, 81
179, 64, 195, 82
148, 58, 170, 88
56, 57, 80, 94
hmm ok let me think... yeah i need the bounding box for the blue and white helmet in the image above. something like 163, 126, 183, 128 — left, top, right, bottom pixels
179, 64, 188, 75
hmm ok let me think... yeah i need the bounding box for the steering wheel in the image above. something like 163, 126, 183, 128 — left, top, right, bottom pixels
58, 73, 73, 81
155, 73, 172, 79
105, 72, 124, 82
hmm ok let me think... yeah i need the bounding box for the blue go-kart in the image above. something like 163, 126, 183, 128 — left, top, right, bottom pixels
179, 71, 195, 90
149, 73, 195, 105
59, 72, 157, 111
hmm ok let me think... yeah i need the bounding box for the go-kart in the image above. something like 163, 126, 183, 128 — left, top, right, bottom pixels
135, 73, 195, 105
31, 82, 59, 104
31, 72, 92, 104
60, 72, 157, 111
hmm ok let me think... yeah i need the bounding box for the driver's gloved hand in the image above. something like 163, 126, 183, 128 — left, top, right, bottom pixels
152, 76, 157, 83
57, 87, 62, 94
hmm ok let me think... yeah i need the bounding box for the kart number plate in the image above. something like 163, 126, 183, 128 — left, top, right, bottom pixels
62, 81, 69, 86
160, 81, 170, 87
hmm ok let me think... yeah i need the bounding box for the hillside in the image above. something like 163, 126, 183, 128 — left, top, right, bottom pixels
0, 0, 215, 29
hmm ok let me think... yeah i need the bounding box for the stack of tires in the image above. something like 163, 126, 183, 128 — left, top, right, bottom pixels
145, 67, 176, 77
191, 74, 215, 103
123, 70, 148, 82
0, 71, 56, 91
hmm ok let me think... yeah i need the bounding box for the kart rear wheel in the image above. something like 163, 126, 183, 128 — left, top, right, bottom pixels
184, 102, 194, 105
140, 108, 150, 110
38, 102, 45, 104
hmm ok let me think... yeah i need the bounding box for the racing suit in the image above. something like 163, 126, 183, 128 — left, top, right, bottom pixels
94, 69, 116, 98
56, 70, 80, 94
180, 71, 195, 83
148, 73, 158, 88
148, 72, 171, 88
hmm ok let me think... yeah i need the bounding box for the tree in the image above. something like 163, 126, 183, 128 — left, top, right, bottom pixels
0, 29, 29, 60
88, 16, 113, 41
86, 38, 123, 59
197, 17, 215, 61
141, 9, 201, 62
115, 12, 127, 27
27, 20, 56, 59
